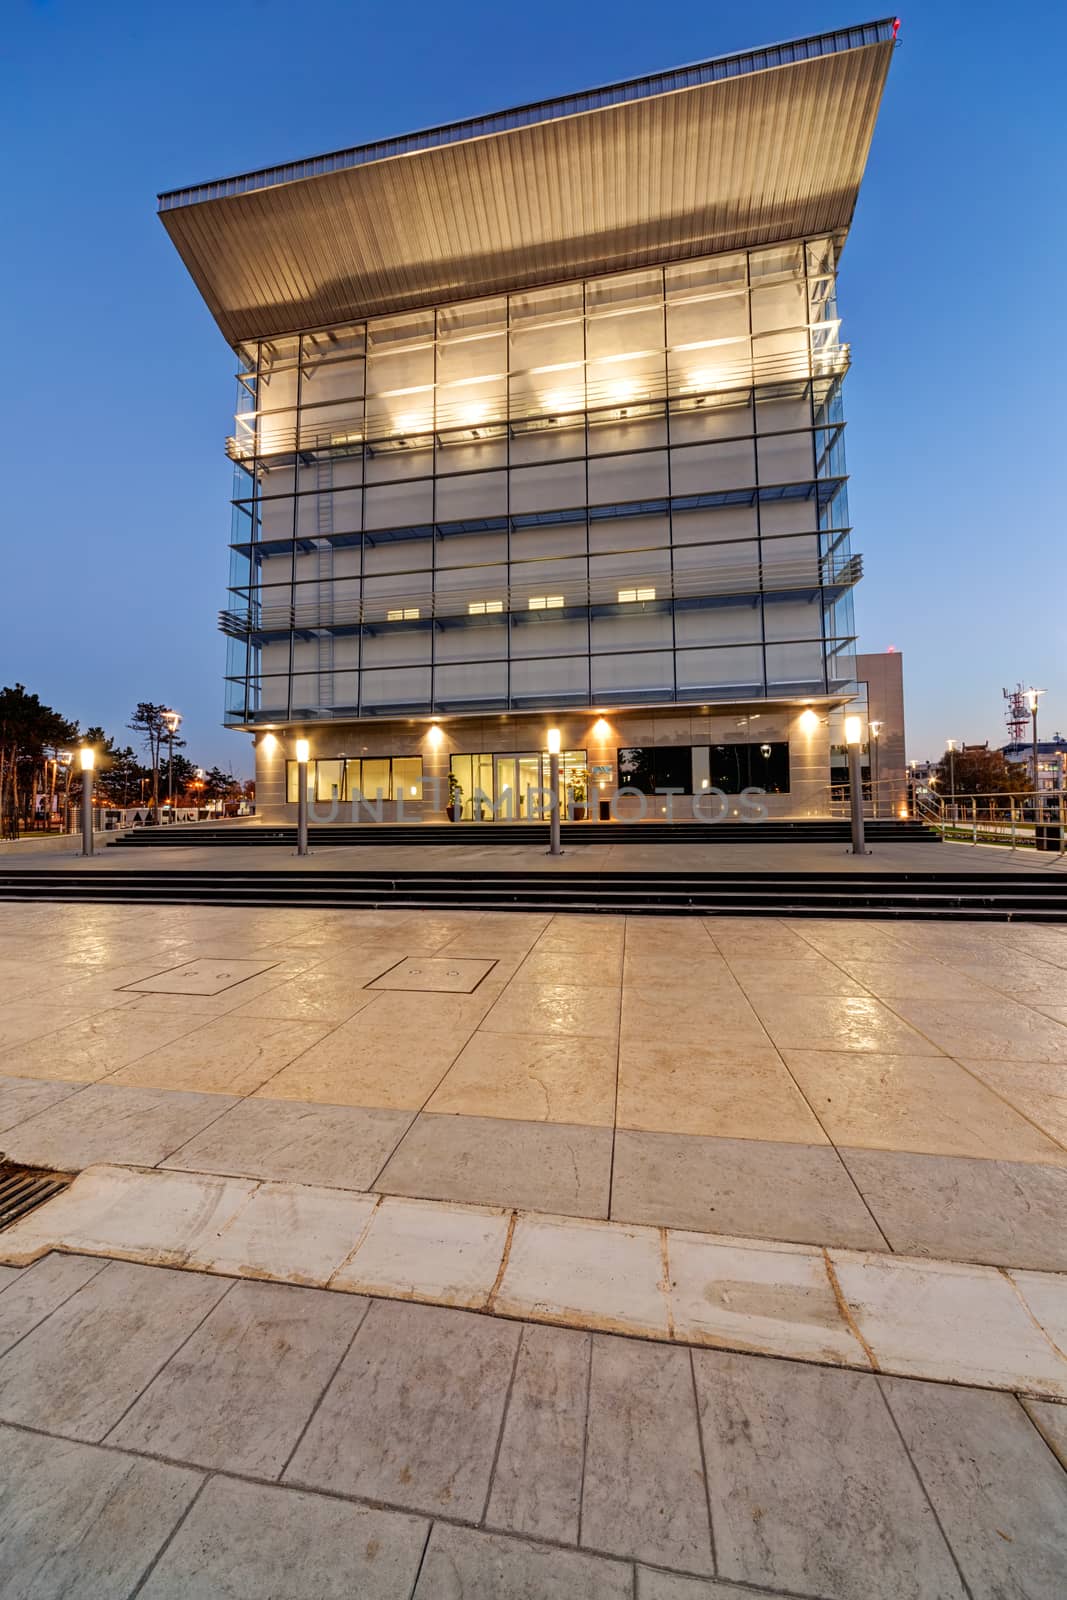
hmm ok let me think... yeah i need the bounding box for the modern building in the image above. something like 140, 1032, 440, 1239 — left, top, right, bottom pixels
1002, 737, 1067, 792
848, 650, 908, 816
159, 20, 897, 823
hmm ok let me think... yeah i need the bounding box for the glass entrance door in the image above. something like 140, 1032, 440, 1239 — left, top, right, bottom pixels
494, 752, 542, 819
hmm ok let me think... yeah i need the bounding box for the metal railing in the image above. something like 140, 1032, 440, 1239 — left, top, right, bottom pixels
225, 345, 850, 463
220, 551, 861, 640
915, 790, 1067, 855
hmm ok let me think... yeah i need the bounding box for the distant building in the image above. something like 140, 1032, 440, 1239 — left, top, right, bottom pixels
1002, 736, 1067, 792
158, 22, 897, 823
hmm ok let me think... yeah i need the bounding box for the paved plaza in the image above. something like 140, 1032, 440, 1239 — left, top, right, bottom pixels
1, 898, 1067, 1594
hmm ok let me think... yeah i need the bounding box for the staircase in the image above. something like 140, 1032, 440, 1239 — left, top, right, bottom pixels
108, 818, 941, 848
2, 866, 1064, 920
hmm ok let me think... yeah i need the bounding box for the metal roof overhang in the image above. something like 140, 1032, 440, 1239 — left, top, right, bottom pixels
159, 20, 895, 348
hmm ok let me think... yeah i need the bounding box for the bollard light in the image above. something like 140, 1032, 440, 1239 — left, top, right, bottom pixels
844, 716, 867, 855
79, 747, 95, 857
546, 728, 562, 856
295, 739, 310, 856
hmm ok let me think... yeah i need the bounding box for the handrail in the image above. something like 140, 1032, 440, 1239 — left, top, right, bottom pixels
219, 552, 862, 637
226, 345, 851, 463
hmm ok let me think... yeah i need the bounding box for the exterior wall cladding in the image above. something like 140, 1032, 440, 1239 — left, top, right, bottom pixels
223, 238, 860, 821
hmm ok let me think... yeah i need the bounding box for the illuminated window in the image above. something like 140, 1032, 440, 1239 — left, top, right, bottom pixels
528, 596, 565, 610
468, 600, 503, 615
617, 586, 656, 603
386, 607, 420, 621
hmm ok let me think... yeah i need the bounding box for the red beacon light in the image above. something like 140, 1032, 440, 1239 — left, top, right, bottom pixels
892, 18, 901, 39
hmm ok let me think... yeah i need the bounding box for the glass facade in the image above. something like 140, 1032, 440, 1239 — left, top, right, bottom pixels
222, 237, 859, 725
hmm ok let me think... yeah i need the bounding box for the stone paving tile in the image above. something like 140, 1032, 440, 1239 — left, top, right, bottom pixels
0, 1007, 211, 1084
0, 1072, 85, 1132
0, 1259, 229, 1441
611, 1130, 887, 1249
636, 1572, 793, 1599
496, 1214, 669, 1338
668, 1232, 864, 1366
0, 997, 122, 1053
1010, 1270, 1067, 1352
515, 946, 625, 987
620, 983, 767, 1050
258, 991, 492, 1109
960, 1057, 1067, 1147
0, 1082, 238, 1169
829, 956, 998, 1000
110, 1279, 370, 1475
480, 980, 621, 1041
616, 1038, 826, 1143
581, 1336, 713, 1573
747, 993, 944, 1055
723, 956, 869, 995
285, 1297, 521, 1520
0, 1265, 22, 1291
0, 1424, 201, 1600
486, 1323, 590, 1546
784, 1050, 1067, 1163
829, 1253, 1067, 1394
888, 997, 1067, 1062
0, 1253, 108, 1356
412, 1523, 633, 1599
376, 1112, 613, 1218
882, 1377, 1067, 1600
694, 1350, 965, 1599
426, 1031, 618, 1126
107, 1014, 332, 1096
839, 1148, 1067, 1269
162, 1095, 413, 1188
333, 1195, 508, 1309
229, 968, 383, 1022
190, 1181, 378, 1286
139, 1475, 429, 1600
1022, 1398, 1067, 1470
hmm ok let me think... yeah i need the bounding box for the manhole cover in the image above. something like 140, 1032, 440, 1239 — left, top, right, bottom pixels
0, 1162, 73, 1231
120, 958, 278, 996
370, 957, 497, 993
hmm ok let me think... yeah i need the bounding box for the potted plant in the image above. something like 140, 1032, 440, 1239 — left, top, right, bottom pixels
447, 772, 463, 822
568, 767, 591, 822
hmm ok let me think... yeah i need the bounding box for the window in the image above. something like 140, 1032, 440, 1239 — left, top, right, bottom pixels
617, 586, 656, 603
709, 741, 790, 794
468, 599, 503, 614
528, 595, 565, 610
286, 755, 424, 802
387, 607, 421, 621
617, 747, 693, 794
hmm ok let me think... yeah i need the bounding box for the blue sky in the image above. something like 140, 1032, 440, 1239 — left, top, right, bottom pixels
3, 0, 1064, 773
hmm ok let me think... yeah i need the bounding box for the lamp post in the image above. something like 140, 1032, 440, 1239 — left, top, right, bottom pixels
546, 728, 562, 857
295, 738, 310, 857
844, 715, 866, 855
1027, 688, 1045, 793
79, 747, 95, 857
163, 709, 182, 821
946, 739, 957, 822
868, 720, 883, 818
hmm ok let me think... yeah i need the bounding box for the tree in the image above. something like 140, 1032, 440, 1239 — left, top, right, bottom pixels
0, 684, 77, 836
128, 704, 184, 819
160, 754, 197, 803
933, 746, 1030, 798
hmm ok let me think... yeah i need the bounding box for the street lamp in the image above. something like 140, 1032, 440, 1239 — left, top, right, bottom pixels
546, 728, 562, 857
163, 709, 182, 821
79, 747, 95, 857
295, 738, 310, 857
1027, 689, 1045, 792
844, 715, 867, 855
869, 720, 883, 818
946, 739, 958, 820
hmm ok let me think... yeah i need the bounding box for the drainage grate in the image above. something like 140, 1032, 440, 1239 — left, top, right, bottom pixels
0, 1162, 73, 1231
